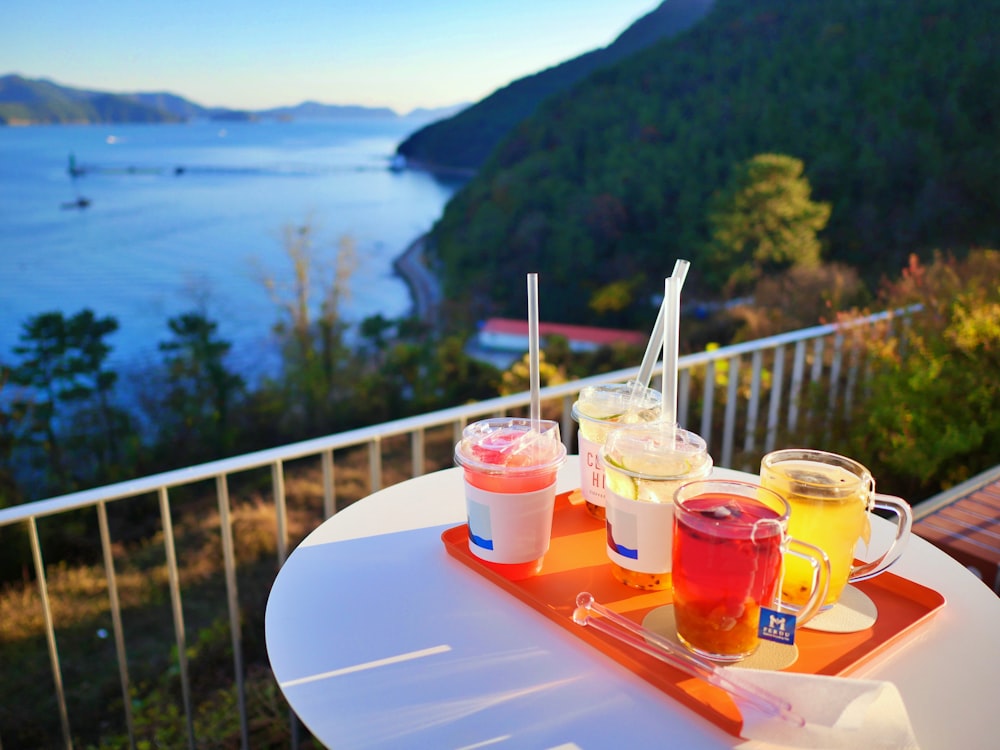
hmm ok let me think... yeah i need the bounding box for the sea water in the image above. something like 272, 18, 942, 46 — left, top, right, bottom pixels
0, 118, 461, 380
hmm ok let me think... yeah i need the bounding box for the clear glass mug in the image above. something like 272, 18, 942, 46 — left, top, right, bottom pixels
760, 448, 913, 609
672, 479, 831, 661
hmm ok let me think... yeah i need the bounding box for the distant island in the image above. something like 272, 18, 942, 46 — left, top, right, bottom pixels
0, 74, 466, 126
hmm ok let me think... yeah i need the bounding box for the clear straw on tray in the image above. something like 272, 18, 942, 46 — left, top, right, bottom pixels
572, 592, 803, 727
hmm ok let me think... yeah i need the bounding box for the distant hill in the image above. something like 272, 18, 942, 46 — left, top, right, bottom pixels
403, 103, 469, 122
428, 0, 1000, 328
0, 74, 464, 126
395, 0, 715, 173
0, 75, 184, 124
127, 91, 212, 120
259, 100, 398, 120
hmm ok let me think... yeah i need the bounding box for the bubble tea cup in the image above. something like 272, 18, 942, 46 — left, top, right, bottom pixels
454, 417, 567, 580
600, 422, 712, 590
672, 480, 831, 661
760, 448, 912, 610
571, 381, 661, 520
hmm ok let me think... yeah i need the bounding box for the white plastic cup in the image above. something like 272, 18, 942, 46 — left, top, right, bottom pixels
454, 417, 567, 579
601, 423, 712, 590
571, 381, 661, 520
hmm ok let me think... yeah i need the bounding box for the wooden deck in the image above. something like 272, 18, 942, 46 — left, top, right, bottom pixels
912, 466, 1000, 595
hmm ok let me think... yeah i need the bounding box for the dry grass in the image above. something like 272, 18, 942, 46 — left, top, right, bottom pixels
0, 428, 457, 748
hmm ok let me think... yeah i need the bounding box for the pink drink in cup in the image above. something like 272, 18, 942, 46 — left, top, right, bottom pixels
454, 417, 567, 579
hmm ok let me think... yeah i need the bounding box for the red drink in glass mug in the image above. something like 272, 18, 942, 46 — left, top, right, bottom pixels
672, 480, 829, 661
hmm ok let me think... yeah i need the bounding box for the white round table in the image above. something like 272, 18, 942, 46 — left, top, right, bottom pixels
265, 458, 1000, 749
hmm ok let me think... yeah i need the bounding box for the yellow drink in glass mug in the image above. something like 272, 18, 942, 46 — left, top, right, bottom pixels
761, 449, 912, 609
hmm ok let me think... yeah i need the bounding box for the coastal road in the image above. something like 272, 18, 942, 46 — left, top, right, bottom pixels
394, 234, 441, 326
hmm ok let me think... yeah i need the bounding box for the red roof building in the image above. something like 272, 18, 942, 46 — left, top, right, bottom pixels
477, 317, 647, 353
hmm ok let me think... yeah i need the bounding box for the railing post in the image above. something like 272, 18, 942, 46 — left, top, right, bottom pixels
787, 339, 807, 434
269, 462, 300, 750
369, 438, 383, 493
322, 450, 336, 518
721, 356, 740, 468
844, 333, 861, 418
743, 350, 763, 467
561, 394, 575, 454
765, 344, 785, 454
700, 360, 716, 448
828, 332, 844, 417
28, 517, 72, 749
273, 460, 288, 566
274, 460, 299, 750
216, 475, 250, 750
411, 428, 426, 478
804, 337, 825, 436
678, 368, 691, 429
97, 501, 135, 748
158, 487, 196, 750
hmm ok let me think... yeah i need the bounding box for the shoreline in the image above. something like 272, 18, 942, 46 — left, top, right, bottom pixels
392, 232, 441, 327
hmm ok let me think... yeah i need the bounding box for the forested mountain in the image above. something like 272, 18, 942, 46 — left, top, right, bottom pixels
395, 0, 715, 173
0, 75, 185, 124
429, 0, 1000, 327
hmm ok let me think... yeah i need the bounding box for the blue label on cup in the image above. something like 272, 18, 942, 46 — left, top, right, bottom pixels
758, 607, 796, 645
467, 499, 494, 550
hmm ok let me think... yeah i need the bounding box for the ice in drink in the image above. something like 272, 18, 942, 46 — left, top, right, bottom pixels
454, 417, 567, 579
600, 423, 711, 590
571, 382, 661, 520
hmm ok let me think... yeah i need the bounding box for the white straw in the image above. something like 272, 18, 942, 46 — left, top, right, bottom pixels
527, 273, 541, 429
635, 260, 689, 389
673, 258, 690, 292
630, 258, 690, 413
662, 274, 681, 426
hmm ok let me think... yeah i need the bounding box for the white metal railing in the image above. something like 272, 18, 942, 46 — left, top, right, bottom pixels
0, 307, 914, 750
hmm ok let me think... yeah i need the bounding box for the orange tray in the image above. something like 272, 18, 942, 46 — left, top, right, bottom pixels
442, 489, 946, 736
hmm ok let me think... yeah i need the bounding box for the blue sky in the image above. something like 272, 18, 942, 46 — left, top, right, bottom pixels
2, 0, 661, 114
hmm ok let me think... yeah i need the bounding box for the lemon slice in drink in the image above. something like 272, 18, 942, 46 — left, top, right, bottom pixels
576, 399, 625, 421
603, 455, 640, 500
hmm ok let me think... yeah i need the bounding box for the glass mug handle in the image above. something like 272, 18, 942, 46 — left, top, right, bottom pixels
782, 538, 831, 625
850, 493, 913, 582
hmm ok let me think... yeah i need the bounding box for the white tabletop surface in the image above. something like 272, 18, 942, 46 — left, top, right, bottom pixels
265, 457, 1000, 749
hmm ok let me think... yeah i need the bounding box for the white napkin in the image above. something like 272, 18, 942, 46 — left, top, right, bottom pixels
723, 666, 921, 749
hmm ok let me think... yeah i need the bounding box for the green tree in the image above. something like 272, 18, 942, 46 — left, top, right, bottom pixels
157, 312, 245, 460
9, 309, 121, 492
848, 250, 1000, 497
0, 366, 22, 507
705, 153, 832, 293
428, 335, 501, 407
359, 313, 395, 355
